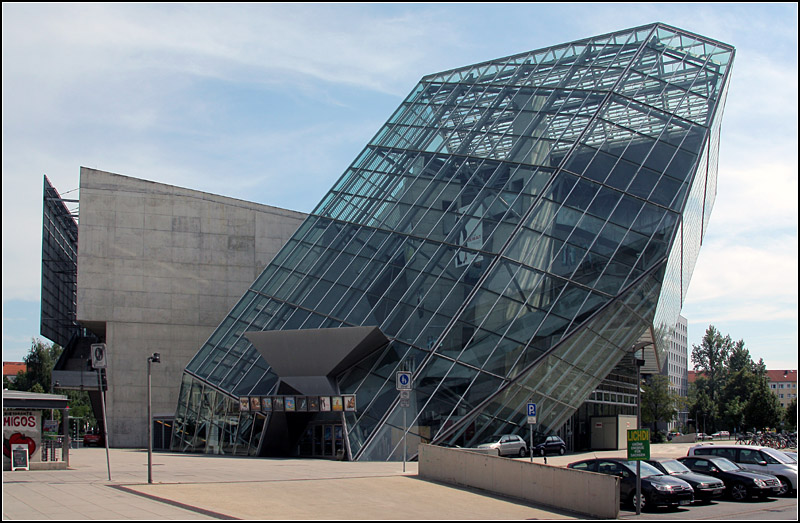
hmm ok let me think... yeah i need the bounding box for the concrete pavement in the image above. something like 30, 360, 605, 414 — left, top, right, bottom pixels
0, 440, 737, 520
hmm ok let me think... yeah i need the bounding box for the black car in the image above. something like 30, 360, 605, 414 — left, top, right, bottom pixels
567, 458, 694, 511
533, 435, 567, 456
646, 459, 725, 503
677, 456, 782, 501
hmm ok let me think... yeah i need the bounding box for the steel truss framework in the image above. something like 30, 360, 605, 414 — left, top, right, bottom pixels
171, 23, 734, 461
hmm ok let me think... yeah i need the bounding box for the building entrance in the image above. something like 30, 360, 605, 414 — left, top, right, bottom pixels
298, 423, 344, 459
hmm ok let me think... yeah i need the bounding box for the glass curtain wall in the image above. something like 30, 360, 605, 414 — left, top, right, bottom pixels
172, 23, 734, 460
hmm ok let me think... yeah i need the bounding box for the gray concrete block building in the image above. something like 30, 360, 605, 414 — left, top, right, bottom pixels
47, 168, 306, 447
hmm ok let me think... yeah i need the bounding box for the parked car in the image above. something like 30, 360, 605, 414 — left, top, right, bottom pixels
711, 431, 731, 439
645, 458, 725, 503
477, 434, 528, 457
83, 430, 104, 447
532, 435, 566, 456
567, 458, 694, 511
687, 444, 797, 497
696, 433, 714, 440
677, 456, 782, 501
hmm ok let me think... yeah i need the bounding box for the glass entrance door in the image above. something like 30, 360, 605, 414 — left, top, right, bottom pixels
300, 423, 342, 458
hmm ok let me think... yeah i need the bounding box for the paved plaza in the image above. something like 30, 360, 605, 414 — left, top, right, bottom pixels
1, 440, 790, 520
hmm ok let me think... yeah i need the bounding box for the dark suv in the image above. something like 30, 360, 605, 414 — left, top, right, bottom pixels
567, 458, 694, 510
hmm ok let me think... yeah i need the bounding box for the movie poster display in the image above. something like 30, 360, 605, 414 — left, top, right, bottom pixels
262, 397, 272, 412
239, 397, 250, 412
319, 396, 331, 412
285, 397, 296, 412
297, 397, 308, 412
308, 397, 319, 412
344, 395, 356, 411
250, 397, 261, 412
332, 396, 343, 411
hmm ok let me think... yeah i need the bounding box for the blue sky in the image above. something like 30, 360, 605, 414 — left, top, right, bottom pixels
2, 3, 797, 370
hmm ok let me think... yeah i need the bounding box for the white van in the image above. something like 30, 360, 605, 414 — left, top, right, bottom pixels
688, 444, 797, 496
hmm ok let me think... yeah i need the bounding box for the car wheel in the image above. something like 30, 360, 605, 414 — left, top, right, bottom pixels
730, 483, 748, 501
519, 447, 527, 458
540, 448, 546, 457
558, 446, 565, 455
632, 492, 649, 512
775, 476, 789, 497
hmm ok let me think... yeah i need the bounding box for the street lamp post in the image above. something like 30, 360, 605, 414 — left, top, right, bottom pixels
147, 353, 161, 484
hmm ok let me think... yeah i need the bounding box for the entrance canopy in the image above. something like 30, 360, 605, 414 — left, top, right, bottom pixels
245, 326, 389, 394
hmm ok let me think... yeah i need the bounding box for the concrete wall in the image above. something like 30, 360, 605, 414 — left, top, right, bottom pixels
418, 444, 619, 519
76, 167, 307, 447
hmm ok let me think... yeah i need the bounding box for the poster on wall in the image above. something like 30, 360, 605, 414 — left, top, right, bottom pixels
332, 396, 343, 411
308, 397, 319, 412
239, 397, 250, 412
250, 397, 261, 412
285, 397, 296, 412
273, 397, 284, 411
3, 410, 41, 466
262, 397, 272, 412
319, 397, 331, 412
344, 395, 356, 412
297, 397, 308, 412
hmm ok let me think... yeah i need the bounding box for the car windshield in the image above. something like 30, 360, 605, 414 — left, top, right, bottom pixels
763, 448, 796, 464
622, 461, 663, 478
711, 458, 740, 472
481, 435, 504, 444
660, 460, 691, 474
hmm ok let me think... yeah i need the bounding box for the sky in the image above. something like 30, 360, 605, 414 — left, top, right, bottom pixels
2, 3, 797, 371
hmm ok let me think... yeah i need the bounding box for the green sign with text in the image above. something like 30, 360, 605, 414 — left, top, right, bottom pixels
627, 429, 650, 460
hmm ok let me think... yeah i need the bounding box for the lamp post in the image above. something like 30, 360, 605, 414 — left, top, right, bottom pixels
147, 353, 161, 484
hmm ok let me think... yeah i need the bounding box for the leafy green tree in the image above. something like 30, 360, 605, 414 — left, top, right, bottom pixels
641, 374, 678, 434
784, 398, 797, 431
743, 370, 783, 431
727, 339, 753, 374
688, 377, 716, 434
9, 338, 62, 392
691, 326, 732, 432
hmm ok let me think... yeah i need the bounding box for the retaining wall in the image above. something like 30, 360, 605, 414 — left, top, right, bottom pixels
418, 444, 619, 519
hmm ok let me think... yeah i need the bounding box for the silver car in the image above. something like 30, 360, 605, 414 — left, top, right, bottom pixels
477, 434, 528, 457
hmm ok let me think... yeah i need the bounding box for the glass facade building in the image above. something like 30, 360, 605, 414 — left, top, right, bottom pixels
172, 23, 734, 460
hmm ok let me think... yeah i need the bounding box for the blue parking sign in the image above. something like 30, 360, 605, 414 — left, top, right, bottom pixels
527, 403, 536, 416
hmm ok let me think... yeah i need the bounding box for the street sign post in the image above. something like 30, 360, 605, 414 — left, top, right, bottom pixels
396, 371, 413, 472
627, 428, 650, 460
527, 402, 537, 463
628, 428, 650, 516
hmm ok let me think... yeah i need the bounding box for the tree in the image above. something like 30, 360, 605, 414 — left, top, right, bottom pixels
641, 374, 678, 435
743, 370, 783, 431
8, 338, 62, 392
784, 398, 797, 431
688, 377, 716, 434
691, 326, 731, 431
